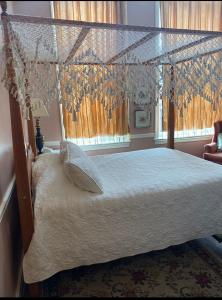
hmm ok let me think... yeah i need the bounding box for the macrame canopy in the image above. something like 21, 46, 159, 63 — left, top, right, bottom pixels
1, 12, 222, 124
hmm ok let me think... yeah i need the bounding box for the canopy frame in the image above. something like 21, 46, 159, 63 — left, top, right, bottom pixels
3, 13, 222, 66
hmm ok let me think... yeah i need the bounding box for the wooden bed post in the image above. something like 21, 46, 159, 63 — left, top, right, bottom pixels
25, 76, 37, 157
0, 1, 39, 296
1, 1, 34, 252
167, 65, 175, 149
27, 108, 37, 157
1, 2, 41, 297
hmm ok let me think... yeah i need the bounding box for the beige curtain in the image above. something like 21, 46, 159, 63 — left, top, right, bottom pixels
53, 1, 129, 140
160, 1, 222, 132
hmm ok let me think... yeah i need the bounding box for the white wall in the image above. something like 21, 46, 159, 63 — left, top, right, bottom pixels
12, 1, 156, 25
12, 1, 51, 17
127, 1, 155, 26
7, 1, 13, 13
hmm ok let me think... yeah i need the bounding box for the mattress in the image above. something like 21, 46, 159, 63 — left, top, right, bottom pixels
23, 147, 222, 283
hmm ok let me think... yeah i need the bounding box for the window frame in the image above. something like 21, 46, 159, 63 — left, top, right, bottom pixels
50, 1, 131, 148
155, 1, 214, 143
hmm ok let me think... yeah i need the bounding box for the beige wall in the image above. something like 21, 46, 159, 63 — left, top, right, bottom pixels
0, 2, 22, 297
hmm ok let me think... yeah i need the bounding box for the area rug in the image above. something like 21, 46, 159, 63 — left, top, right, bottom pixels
42, 241, 222, 297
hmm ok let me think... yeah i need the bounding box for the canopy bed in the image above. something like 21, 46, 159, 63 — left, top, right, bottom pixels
1, 1, 222, 296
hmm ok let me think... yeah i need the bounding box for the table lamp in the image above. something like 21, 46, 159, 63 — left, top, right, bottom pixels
31, 98, 49, 154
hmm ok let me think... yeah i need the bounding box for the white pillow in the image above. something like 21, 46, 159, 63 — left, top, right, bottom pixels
64, 157, 103, 194
60, 141, 86, 162
32, 152, 60, 194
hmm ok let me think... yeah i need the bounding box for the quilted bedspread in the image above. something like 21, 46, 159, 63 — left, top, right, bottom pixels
23, 148, 222, 283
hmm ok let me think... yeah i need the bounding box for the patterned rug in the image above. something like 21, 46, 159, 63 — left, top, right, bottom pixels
43, 241, 222, 297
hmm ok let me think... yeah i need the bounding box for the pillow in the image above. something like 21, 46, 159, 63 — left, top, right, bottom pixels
60, 141, 86, 162
32, 152, 60, 193
217, 133, 222, 151
64, 157, 103, 194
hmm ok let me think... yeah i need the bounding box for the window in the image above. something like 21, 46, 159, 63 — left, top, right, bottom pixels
156, 1, 222, 141
156, 94, 214, 141
52, 1, 129, 147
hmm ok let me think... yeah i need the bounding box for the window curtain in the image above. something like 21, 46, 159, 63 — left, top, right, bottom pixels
160, 1, 222, 134
53, 1, 129, 143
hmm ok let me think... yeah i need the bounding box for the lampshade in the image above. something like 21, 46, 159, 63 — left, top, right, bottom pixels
31, 98, 49, 117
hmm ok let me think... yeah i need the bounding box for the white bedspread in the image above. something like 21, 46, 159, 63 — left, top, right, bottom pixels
23, 148, 222, 283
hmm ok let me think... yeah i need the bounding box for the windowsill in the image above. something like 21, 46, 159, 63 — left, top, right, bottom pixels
80, 142, 130, 151
45, 134, 212, 150
155, 135, 212, 144
45, 141, 130, 151
45, 133, 155, 151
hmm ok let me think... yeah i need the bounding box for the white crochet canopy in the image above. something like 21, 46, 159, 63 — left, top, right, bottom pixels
1, 14, 222, 120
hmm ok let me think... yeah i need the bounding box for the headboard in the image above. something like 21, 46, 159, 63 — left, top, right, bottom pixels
26, 143, 35, 194
11, 107, 36, 254
1, 7, 37, 253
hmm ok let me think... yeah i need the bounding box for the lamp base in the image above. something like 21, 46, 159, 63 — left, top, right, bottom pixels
35, 118, 44, 154
36, 134, 44, 154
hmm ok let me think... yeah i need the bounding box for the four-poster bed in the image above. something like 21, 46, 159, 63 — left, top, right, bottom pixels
1, 1, 222, 296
